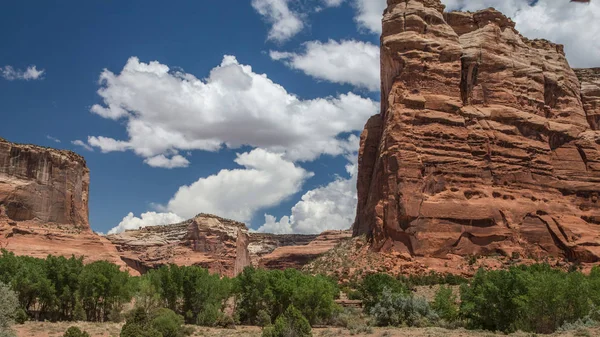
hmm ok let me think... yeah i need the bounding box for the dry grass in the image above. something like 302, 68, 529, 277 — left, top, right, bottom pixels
13, 322, 600, 337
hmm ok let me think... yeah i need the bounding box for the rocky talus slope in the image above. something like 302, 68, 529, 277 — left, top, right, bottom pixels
354, 0, 600, 263
0, 138, 127, 270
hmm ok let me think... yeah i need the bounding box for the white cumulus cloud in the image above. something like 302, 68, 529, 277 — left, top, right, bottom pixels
166, 148, 313, 222
144, 154, 190, 169
1, 65, 45, 81
257, 148, 358, 234
108, 211, 184, 235
108, 148, 314, 233
252, 0, 304, 42
353, 0, 386, 34
270, 39, 380, 91
84, 55, 377, 166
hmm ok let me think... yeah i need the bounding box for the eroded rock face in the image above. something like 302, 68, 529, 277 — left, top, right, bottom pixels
107, 214, 252, 276
108, 214, 351, 275
0, 137, 89, 226
250, 230, 352, 270
354, 0, 600, 263
0, 138, 129, 271
575, 68, 600, 130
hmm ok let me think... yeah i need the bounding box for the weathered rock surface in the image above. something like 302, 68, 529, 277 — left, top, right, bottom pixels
108, 214, 351, 275
354, 0, 600, 263
0, 137, 89, 226
0, 138, 128, 270
576, 68, 600, 130
251, 230, 352, 269
107, 214, 252, 276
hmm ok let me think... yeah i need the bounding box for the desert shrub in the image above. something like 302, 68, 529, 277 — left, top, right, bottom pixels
196, 303, 220, 326
215, 314, 236, 329
263, 305, 312, 337
256, 309, 272, 327
63, 326, 90, 337
236, 267, 338, 325
150, 308, 187, 337
369, 287, 438, 327
13, 308, 27, 324
358, 273, 408, 310
121, 307, 189, 337
432, 285, 459, 322
0, 282, 18, 337
399, 272, 468, 287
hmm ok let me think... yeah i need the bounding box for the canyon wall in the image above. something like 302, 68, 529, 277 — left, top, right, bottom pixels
354, 0, 600, 262
108, 213, 351, 275
0, 137, 89, 227
0, 138, 127, 270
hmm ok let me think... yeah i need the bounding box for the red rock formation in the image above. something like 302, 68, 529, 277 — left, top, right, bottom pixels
0, 138, 128, 271
576, 68, 600, 130
354, 0, 600, 263
108, 214, 351, 275
253, 230, 351, 270
0, 137, 89, 226
107, 214, 252, 277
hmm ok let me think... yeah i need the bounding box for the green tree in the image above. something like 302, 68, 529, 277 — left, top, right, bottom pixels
78, 261, 132, 322
236, 267, 338, 325
432, 285, 459, 322
358, 273, 408, 310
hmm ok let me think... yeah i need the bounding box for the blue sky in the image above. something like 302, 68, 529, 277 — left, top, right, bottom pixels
1, 0, 598, 234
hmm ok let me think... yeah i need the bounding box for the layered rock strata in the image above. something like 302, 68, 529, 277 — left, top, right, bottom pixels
354, 0, 600, 263
107, 214, 252, 276
0, 137, 89, 226
250, 230, 352, 269
107, 214, 351, 274
0, 138, 127, 270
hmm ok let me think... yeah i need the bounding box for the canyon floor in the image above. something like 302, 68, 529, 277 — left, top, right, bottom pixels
14, 322, 600, 337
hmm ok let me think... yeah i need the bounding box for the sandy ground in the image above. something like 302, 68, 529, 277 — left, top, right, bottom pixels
13, 322, 600, 337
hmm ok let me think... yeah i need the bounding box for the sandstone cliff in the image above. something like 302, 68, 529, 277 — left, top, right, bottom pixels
0, 137, 89, 226
354, 0, 600, 263
107, 214, 351, 275
107, 214, 251, 276
0, 137, 127, 270
250, 230, 351, 269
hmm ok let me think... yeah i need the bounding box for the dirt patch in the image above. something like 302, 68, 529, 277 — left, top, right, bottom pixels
13, 322, 600, 337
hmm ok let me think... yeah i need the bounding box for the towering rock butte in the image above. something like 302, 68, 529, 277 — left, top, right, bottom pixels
354, 0, 600, 263
0, 137, 128, 270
